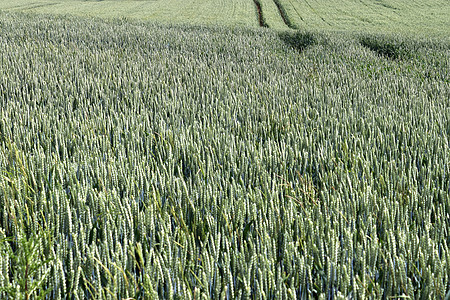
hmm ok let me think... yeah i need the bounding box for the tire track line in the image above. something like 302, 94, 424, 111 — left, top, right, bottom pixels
253, 0, 268, 27
303, 0, 332, 26
287, 0, 304, 23
272, 0, 297, 29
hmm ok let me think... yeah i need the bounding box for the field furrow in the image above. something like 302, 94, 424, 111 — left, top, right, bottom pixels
256, 0, 290, 29
253, 0, 267, 27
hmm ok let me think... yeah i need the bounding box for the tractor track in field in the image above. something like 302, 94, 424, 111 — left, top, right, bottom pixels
303, 0, 332, 26
288, 0, 304, 22
253, 0, 268, 27
11, 2, 58, 10
273, 0, 296, 29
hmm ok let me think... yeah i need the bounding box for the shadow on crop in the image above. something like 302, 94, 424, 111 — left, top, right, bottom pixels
278, 30, 316, 52
359, 34, 413, 60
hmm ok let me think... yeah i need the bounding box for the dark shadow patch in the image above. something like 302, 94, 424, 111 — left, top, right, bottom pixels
279, 30, 316, 52
359, 34, 413, 60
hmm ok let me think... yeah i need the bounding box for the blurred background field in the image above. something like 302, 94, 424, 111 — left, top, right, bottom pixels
0, 0, 259, 27
276, 0, 450, 36
0, 0, 448, 36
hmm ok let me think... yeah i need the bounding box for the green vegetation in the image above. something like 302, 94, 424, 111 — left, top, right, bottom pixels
0, 0, 259, 28
0, 5, 449, 300
255, 0, 287, 29
0, 0, 449, 35
276, 0, 450, 36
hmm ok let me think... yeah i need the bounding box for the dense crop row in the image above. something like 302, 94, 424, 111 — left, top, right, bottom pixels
0, 12, 449, 299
